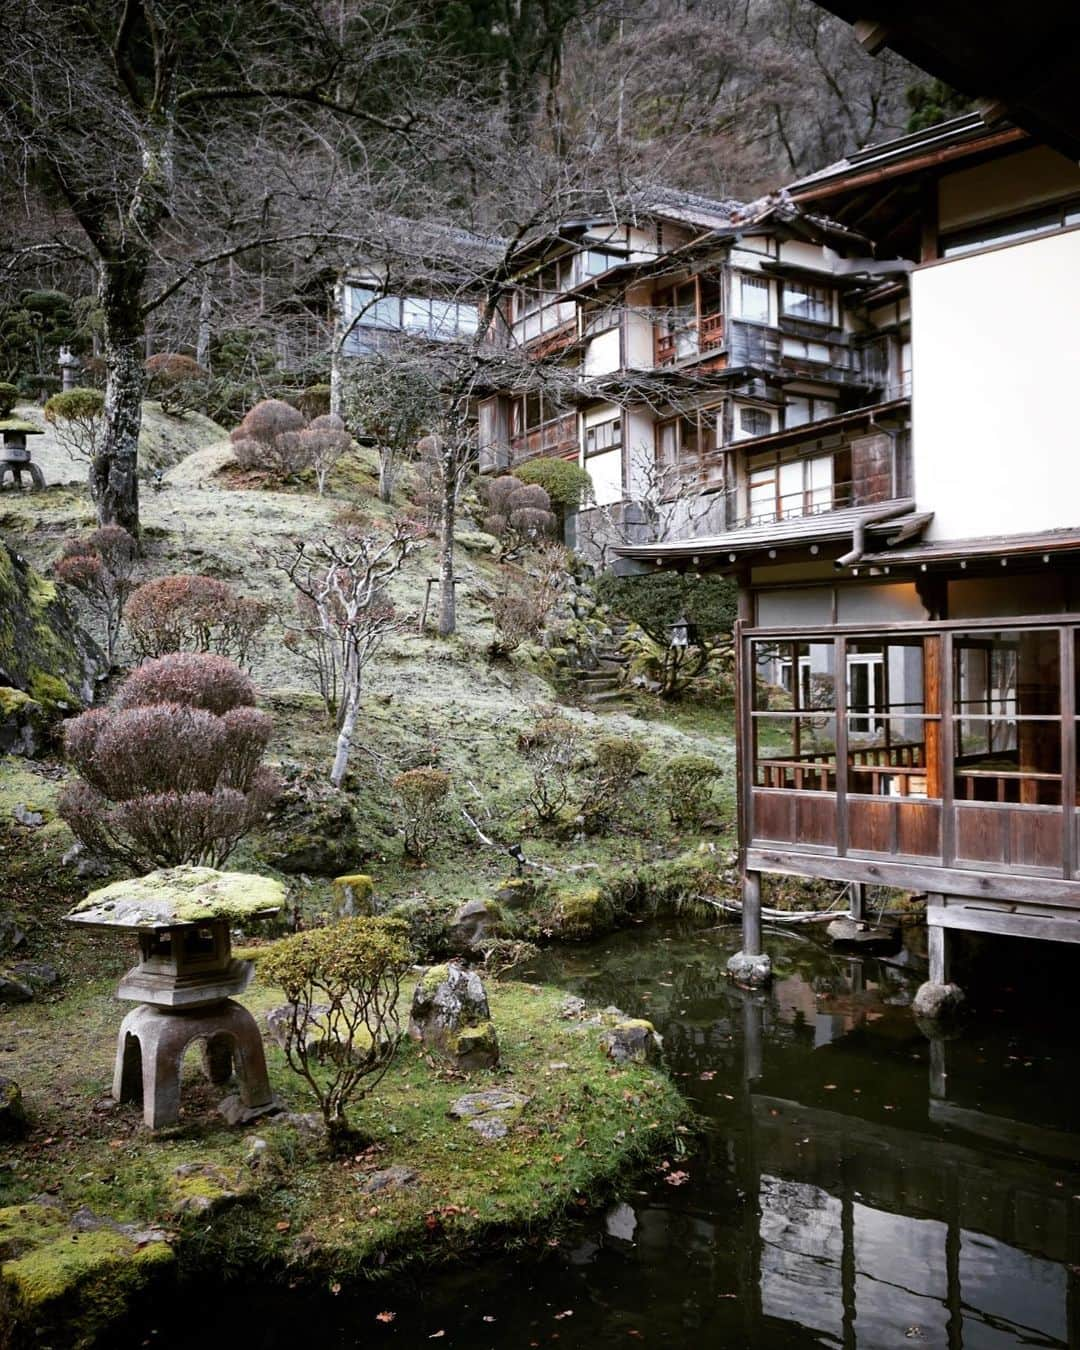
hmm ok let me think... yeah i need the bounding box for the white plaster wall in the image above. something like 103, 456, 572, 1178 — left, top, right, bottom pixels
625, 284, 654, 367
583, 327, 621, 376
911, 228, 1080, 540
625, 409, 657, 497
779, 240, 829, 269
586, 448, 624, 505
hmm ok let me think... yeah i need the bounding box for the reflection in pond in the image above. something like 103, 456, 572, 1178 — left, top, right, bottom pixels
157, 922, 1080, 1349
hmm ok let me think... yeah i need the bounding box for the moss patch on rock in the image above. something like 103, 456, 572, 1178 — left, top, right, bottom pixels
0, 1203, 174, 1350
68, 867, 286, 929
0, 542, 104, 708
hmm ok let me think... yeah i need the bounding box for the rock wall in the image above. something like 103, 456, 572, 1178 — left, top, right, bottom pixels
0, 540, 105, 714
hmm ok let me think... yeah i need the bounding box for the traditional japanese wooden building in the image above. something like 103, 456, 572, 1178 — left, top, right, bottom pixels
614, 108, 1080, 998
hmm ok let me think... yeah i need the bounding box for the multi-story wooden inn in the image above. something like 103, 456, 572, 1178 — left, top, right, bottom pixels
607, 111, 1080, 996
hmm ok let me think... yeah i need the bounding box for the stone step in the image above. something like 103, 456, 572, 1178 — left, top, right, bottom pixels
583, 689, 635, 706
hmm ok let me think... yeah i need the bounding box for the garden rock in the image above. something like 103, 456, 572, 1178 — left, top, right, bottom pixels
0, 916, 25, 955
8, 961, 59, 992
559, 995, 587, 1019
331, 873, 375, 918
169, 1161, 248, 1216
726, 951, 772, 987
0, 971, 34, 1004
266, 1001, 333, 1053
449, 1088, 529, 1141
11, 803, 44, 827
0, 1075, 28, 1138
408, 963, 499, 1069
0, 688, 47, 757
359, 1165, 417, 1195
599, 1019, 663, 1065
448, 898, 497, 950
826, 916, 900, 951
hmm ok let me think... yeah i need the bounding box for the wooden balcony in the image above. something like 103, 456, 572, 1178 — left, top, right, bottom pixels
510, 412, 579, 463
654, 311, 724, 367
740, 617, 1080, 914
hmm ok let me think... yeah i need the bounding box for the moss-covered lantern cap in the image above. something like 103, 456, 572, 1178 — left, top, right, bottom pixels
65, 866, 286, 932
0, 416, 43, 435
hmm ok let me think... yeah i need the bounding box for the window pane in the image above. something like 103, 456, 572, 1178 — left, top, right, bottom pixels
786, 396, 810, 428
782, 281, 832, 323
955, 630, 1059, 715
754, 714, 837, 790
402, 296, 431, 333
738, 275, 770, 323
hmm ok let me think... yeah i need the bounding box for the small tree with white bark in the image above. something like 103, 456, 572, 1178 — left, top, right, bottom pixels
277, 519, 422, 787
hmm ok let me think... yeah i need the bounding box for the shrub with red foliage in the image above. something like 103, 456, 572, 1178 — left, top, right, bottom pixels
230, 398, 309, 477
54, 525, 138, 666
59, 652, 278, 869
124, 574, 267, 669
145, 353, 209, 415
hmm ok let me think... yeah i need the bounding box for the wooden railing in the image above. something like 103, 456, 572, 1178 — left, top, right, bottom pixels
510, 413, 579, 462
654, 311, 724, 366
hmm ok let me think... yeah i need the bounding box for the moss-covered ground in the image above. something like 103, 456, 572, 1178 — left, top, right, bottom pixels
0, 965, 686, 1344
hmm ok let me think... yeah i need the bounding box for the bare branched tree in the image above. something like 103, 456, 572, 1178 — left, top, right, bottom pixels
277, 519, 422, 787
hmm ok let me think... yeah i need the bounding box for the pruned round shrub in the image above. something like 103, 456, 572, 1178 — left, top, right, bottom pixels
392, 766, 451, 858
513, 457, 594, 515
116, 650, 256, 714
58, 652, 278, 869
259, 916, 414, 1147
145, 352, 209, 415
0, 382, 18, 417
43, 387, 105, 461
230, 399, 310, 478
482, 475, 557, 547
124, 574, 268, 669
655, 753, 723, 828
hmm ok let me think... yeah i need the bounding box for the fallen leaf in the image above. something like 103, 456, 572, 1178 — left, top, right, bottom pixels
330, 1282, 341, 1296
555, 1310, 574, 1320
664, 1170, 690, 1187
429, 1331, 445, 1339
699, 1071, 716, 1081
275, 1221, 290, 1232
375, 1311, 396, 1323
824, 1084, 837, 1091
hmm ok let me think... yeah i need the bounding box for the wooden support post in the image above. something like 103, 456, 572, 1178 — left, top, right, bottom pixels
927, 919, 950, 986
848, 882, 865, 922
742, 869, 762, 957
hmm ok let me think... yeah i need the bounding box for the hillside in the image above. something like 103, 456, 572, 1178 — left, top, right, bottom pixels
0, 410, 739, 985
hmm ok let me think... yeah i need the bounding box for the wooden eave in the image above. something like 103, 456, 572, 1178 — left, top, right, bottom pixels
719, 399, 910, 456
855, 527, 1080, 570
613, 499, 928, 567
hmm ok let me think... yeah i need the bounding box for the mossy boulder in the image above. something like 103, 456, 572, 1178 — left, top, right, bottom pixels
262, 777, 381, 875
0, 689, 47, 758
408, 963, 499, 1069
0, 542, 105, 711
0, 1203, 174, 1350
599, 1019, 663, 1066
167, 1162, 249, 1218
331, 873, 375, 918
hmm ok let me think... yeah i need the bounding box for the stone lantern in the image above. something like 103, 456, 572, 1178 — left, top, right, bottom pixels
65, 866, 285, 1130
0, 416, 45, 490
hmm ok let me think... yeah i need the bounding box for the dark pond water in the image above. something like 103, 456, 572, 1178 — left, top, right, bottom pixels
159, 921, 1080, 1349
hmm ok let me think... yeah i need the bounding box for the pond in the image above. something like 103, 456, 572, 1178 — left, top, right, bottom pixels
157, 920, 1080, 1349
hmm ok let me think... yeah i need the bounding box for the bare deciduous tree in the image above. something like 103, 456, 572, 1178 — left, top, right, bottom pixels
277, 519, 422, 787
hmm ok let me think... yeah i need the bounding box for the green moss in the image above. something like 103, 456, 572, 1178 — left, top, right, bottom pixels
0, 1204, 174, 1350
0, 687, 37, 717
331, 873, 374, 917
167, 1164, 247, 1219
26, 669, 75, 712
69, 867, 286, 928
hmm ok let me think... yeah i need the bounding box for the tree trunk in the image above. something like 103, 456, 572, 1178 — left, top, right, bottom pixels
92, 260, 146, 535
196, 277, 212, 369
437, 470, 456, 637
330, 688, 359, 787
329, 272, 345, 419
377, 449, 394, 504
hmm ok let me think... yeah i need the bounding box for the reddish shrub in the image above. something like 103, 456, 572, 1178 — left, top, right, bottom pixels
59, 653, 277, 869
116, 651, 256, 715
124, 574, 267, 669
54, 525, 138, 665
145, 353, 209, 414
230, 399, 310, 477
